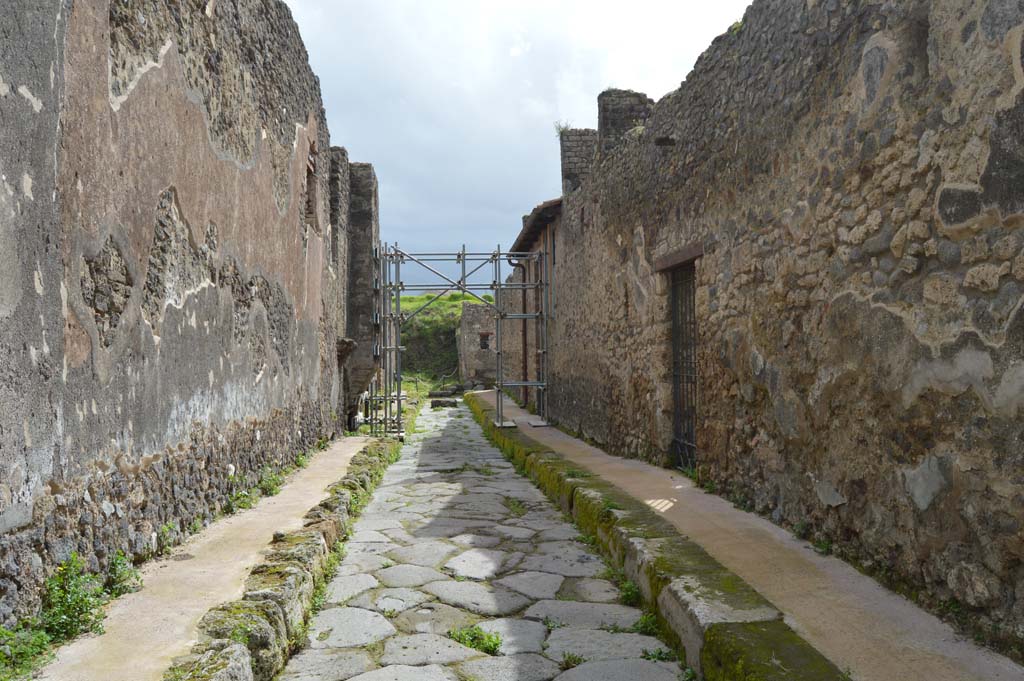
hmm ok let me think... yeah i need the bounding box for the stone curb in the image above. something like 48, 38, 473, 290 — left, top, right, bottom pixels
464, 392, 846, 681
162, 439, 402, 681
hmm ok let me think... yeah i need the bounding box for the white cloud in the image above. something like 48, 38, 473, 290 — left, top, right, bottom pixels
284, 0, 751, 261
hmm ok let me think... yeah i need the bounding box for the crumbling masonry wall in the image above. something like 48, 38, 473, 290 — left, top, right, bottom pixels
0, 0, 377, 625
548, 0, 1024, 654
457, 302, 496, 388
345, 163, 381, 425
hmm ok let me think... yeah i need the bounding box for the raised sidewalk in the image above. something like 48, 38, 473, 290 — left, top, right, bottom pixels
473, 390, 1023, 681
38, 437, 371, 681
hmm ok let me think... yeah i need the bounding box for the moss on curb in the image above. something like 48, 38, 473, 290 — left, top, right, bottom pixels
702, 621, 844, 681
463, 392, 845, 680
163, 439, 402, 681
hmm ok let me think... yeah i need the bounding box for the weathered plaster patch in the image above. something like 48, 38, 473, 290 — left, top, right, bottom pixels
902, 348, 994, 408
903, 456, 948, 511
993, 362, 1024, 416
0, 73, 9, 97
21, 174, 33, 200
17, 85, 42, 112
108, 38, 173, 112
0, 174, 21, 319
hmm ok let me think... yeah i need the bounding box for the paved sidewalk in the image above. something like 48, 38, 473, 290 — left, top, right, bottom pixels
281, 403, 684, 681
475, 390, 1024, 681
39, 437, 371, 681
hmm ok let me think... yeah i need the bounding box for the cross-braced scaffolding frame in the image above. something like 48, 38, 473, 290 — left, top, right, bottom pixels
366, 243, 549, 438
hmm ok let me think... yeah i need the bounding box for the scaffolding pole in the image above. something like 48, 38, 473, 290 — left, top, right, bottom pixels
366, 243, 548, 437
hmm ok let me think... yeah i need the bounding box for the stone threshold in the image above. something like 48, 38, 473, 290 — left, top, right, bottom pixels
464, 392, 845, 681
163, 439, 402, 681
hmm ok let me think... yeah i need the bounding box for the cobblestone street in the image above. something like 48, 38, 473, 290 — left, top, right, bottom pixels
281, 402, 681, 681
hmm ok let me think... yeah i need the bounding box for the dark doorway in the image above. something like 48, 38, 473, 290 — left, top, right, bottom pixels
670, 262, 698, 470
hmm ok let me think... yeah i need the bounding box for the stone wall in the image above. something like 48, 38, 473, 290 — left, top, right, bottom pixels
545, 0, 1024, 654
345, 163, 381, 424
457, 302, 496, 387
597, 89, 654, 156
0, 0, 377, 625
559, 128, 597, 193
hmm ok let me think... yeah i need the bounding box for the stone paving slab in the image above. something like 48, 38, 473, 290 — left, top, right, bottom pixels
279, 402, 690, 680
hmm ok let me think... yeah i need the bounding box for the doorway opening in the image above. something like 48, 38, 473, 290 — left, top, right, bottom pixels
670, 262, 698, 470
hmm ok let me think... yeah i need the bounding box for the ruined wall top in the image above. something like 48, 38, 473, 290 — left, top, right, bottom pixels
597, 89, 654, 156
559, 128, 598, 193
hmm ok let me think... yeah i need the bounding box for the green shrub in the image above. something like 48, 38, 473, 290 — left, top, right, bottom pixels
619, 580, 642, 607
41, 553, 106, 643
448, 625, 502, 655
0, 624, 51, 679
157, 522, 176, 556
258, 467, 284, 497
631, 611, 660, 637
104, 551, 142, 598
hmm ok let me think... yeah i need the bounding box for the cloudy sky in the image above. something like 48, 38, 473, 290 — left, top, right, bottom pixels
285, 1, 751, 276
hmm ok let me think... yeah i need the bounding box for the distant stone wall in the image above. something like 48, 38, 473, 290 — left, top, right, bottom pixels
547, 0, 1024, 653
559, 129, 598, 193
345, 163, 381, 423
0, 0, 377, 625
457, 303, 496, 387
597, 89, 653, 156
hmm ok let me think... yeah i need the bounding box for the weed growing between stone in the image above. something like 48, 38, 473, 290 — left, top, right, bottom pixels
104, 551, 143, 598
642, 647, 677, 662
156, 522, 176, 556
0, 550, 147, 680
447, 625, 502, 655
559, 652, 586, 670
503, 496, 527, 517
0, 625, 51, 681
257, 466, 285, 496
40, 553, 107, 642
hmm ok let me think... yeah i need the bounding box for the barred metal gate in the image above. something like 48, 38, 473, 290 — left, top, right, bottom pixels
366, 243, 548, 438
670, 263, 698, 470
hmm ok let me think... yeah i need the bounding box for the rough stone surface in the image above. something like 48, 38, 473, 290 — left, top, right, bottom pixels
458, 653, 560, 681
309, 608, 396, 649
379, 634, 481, 665
457, 302, 497, 387
502, 0, 1024, 650
348, 587, 432, 614
348, 665, 457, 681
279, 649, 374, 681
392, 603, 475, 636
477, 618, 549, 655
444, 548, 508, 580
327, 574, 380, 604
375, 565, 448, 588
559, 579, 619, 603
524, 601, 642, 630
543, 629, 668, 662
280, 404, 677, 680
0, 0, 380, 626
552, 659, 680, 681
495, 571, 565, 600
422, 580, 531, 617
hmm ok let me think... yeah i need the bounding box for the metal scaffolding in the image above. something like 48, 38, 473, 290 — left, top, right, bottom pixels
367, 243, 548, 437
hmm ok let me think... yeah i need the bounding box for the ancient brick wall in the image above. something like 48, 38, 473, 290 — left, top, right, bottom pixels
559, 128, 598, 193
0, 0, 376, 625
547, 0, 1024, 653
457, 302, 496, 387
